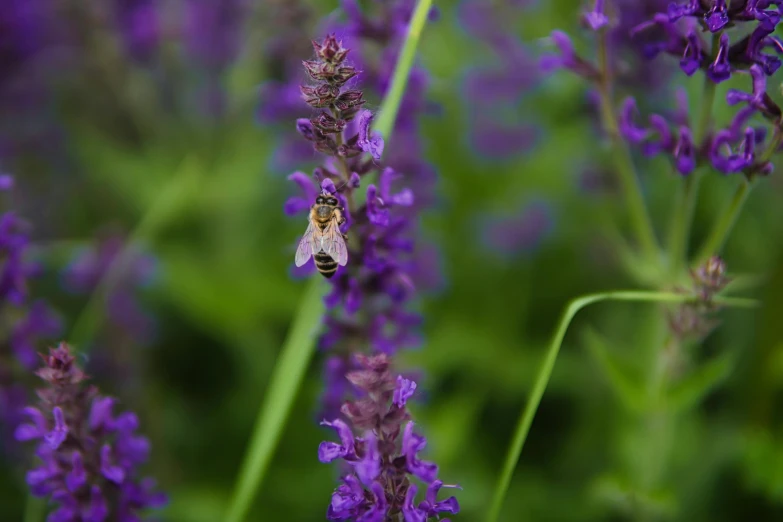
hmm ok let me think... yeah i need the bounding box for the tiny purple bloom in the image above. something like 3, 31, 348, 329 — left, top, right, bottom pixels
319, 419, 356, 463
357, 110, 385, 161
393, 376, 417, 408
402, 422, 439, 483
44, 407, 68, 449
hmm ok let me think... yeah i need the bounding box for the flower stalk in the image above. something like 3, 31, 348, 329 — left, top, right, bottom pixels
595, 27, 660, 264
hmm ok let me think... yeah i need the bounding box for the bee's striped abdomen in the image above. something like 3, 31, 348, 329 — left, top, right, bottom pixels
314, 250, 338, 278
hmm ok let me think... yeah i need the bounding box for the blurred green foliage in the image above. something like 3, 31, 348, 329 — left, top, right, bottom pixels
2, 0, 783, 521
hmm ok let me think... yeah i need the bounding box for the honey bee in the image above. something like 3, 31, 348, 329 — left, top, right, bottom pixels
295, 192, 348, 278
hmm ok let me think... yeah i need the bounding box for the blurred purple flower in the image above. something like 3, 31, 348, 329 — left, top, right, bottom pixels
0, 200, 61, 449
619, 69, 775, 177
62, 233, 157, 345
114, 0, 160, 63
16, 343, 166, 518
319, 354, 459, 521
458, 0, 540, 159
482, 200, 555, 256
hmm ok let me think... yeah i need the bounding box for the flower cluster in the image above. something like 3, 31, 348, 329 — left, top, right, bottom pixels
319, 354, 459, 521
542, 0, 783, 179
0, 180, 61, 450
15, 343, 166, 520
285, 26, 429, 420
282, 24, 459, 518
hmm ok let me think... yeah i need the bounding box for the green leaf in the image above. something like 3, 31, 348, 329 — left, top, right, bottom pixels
582, 327, 646, 413
667, 352, 736, 412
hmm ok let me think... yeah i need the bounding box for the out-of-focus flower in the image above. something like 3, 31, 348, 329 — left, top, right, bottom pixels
319, 354, 459, 521
0, 199, 61, 450
114, 0, 160, 63
62, 233, 157, 345
481, 200, 555, 257
15, 343, 166, 519
619, 66, 776, 177
458, 0, 539, 159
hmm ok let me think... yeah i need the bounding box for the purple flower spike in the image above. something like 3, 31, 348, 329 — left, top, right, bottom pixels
280, 25, 459, 518
18, 344, 165, 518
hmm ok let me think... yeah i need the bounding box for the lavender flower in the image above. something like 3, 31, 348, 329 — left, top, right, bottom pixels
319, 354, 459, 521
15, 343, 166, 520
544, 1, 783, 179
0, 201, 61, 450
458, 0, 539, 159
281, 28, 459, 516
619, 0, 783, 178
285, 27, 434, 414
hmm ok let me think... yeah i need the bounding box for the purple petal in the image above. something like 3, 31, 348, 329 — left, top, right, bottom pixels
393, 376, 417, 408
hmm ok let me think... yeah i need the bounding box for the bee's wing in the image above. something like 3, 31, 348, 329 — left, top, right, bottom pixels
323, 218, 348, 266
295, 221, 317, 267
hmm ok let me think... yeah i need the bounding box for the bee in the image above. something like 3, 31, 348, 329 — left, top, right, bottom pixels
295, 192, 348, 278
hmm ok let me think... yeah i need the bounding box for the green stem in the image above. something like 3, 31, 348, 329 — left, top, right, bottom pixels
595, 30, 659, 262
68, 156, 200, 350
692, 123, 782, 266
484, 290, 757, 522
693, 179, 751, 264
223, 278, 327, 522
373, 0, 433, 138
668, 34, 719, 278
222, 2, 435, 520
23, 496, 45, 522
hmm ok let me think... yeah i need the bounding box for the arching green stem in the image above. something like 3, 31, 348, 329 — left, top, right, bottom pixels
485, 290, 757, 522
